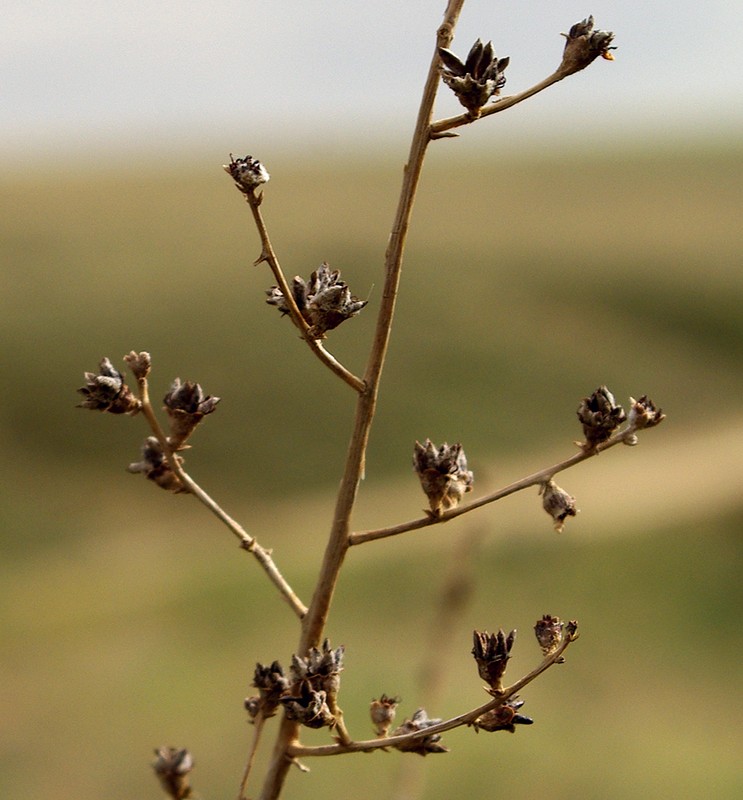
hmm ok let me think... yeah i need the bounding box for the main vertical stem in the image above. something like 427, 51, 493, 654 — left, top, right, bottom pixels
257, 4, 465, 798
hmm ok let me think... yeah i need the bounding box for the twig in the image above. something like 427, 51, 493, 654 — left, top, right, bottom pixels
238, 712, 266, 800
136, 374, 308, 619
287, 629, 577, 759
349, 423, 641, 546
244, 190, 366, 393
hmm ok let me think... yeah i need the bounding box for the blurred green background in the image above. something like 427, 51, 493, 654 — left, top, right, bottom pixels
2, 138, 742, 799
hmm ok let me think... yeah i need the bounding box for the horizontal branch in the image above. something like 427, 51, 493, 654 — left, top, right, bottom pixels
349, 424, 640, 546
287, 627, 577, 758
430, 69, 566, 138
137, 375, 308, 619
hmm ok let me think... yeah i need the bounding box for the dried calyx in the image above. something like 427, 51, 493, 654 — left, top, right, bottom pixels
266, 262, 367, 339
540, 480, 578, 533
163, 378, 220, 450
245, 661, 289, 721
223, 154, 270, 193
472, 628, 516, 694
370, 694, 400, 737
560, 16, 616, 76
152, 747, 194, 800
391, 708, 449, 755
127, 436, 186, 493
577, 385, 626, 451
438, 38, 509, 115
77, 357, 140, 415
472, 698, 533, 734
413, 439, 474, 516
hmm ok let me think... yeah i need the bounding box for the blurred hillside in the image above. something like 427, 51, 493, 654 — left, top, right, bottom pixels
1, 141, 742, 799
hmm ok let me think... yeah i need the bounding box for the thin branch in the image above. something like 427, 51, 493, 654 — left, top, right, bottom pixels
430, 69, 566, 138
287, 630, 578, 759
244, 190, 366, 393
136, 375, 308, 619
349, 423, 642, 546
237, 713, 266, 800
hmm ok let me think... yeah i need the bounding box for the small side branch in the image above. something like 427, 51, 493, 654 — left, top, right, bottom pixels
287, 629, 577, 759
137, 375, 308, 619
349, 423, 640, 546
244, 190, 366, 393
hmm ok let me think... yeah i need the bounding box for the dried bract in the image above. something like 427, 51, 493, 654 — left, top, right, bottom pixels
472, 628, 516, 694
123, 350, 151, 380
413, 439, 474, 516
77, 357, 140, 415
127, 436, 186, 493
628, 395, 665, 430
439, 38, 510, 114
472, 698, 533, 734
370, 694, 400, 738
266, 262, 367, 338
280, 682, 335, 729
560, 16, 616, 76
163, 378, 220, 449
223, 154, 270, 193
540, 480, 578, 533
152, 746, 194, 800
249, 660, 289, 720
534, 614, 565, 659
392, 708, 449, 756
577, 385, 626, 450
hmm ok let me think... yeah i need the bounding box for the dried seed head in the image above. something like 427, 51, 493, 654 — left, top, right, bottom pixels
628, 395, 666, 430
123, 350, 151, 380
534, 614, 565, 659
560, 16, 616, 76
289, 639, 345, 705
413, 439, 474, 516
280, 683, 335, 729
577, 385, 627, 450
127, 436, 186, 493
472, 698, 533, 734
250, 660, 289, 719
439, 39, 510, 114
152, 747, 194, 800
472, 628, 516, 693
77, 357, 141, 415
370, 694, 400, 737
540, 480, 578, 533
223, 154, 270, 193
392, 708, 449, 756
162, 378, 220, 449
266, 263, 367, 338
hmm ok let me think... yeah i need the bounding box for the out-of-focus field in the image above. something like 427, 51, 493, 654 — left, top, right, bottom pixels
1, 141, 742, 799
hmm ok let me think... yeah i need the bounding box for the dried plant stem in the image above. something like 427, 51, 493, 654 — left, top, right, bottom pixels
350, 423, 641, 546
237, 713, 266, 800
430, 69, 567, 137
136, 375, 308, 619
288, 629, 577, 759
245, 191, 365, 393
256, 4, 466, 798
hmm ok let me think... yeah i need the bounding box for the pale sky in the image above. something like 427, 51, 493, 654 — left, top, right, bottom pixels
3, 1, 742, 159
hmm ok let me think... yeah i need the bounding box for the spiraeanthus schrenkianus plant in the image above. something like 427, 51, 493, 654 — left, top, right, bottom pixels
77, 4, 665, 799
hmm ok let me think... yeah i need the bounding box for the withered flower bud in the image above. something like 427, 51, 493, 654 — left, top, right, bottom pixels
251, 660, 289, 719
127, 436, 186, 493
472, 629, 516, 694
472, 698, 533, 734
628, 395, 665, 430
577, 385, 626, 450
392, 708, 449, 756
266, 263, 367, 338
534, 614, 565, 659
123, 350, 151, 380
280, 683, 335, 729
413, 439, 474, 516
163, 378, 220, 449
560, 16, 616, 76
540, 480, 578, 533
77, 357, 140, 415
152, 746, 194, 800
439, 39, 510, 114
223, 154, 270, 193
370, 694, 400, 737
